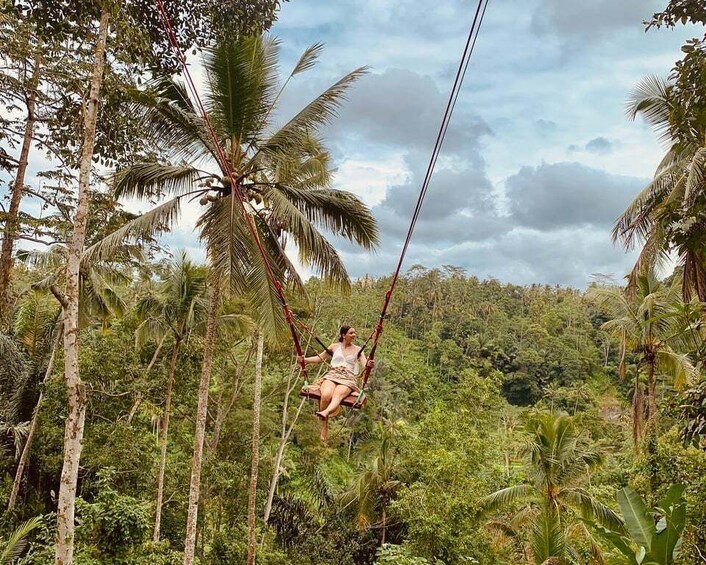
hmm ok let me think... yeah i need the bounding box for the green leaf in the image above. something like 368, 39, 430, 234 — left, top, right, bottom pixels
617, 488, 656, 551
648, 498, 686, 564
586, 521, 638, 564
657, 485, 686, 515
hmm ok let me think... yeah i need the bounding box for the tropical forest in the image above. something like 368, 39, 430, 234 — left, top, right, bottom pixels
0, 0, 705, 564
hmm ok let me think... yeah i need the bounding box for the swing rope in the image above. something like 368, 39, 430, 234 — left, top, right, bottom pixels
357, 0, 491, 398
153, 0, 308, 379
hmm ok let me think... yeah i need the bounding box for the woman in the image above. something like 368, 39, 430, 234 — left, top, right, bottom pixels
298, 325, 374, 442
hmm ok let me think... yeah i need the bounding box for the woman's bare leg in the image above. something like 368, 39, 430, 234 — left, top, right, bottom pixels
318, 380, 336, 442
319, 384, 353, 419
318, 380, 336, 416
320, 418, 329, 443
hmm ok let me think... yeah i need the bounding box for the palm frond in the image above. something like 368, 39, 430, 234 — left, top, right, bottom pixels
216, 312, 255, 337
612, 160, 685, 249
625, 224, 669, 295
479, 484, 537, 515
134, 79, 220, 163
0, 516, 42, 564
15, 246, 67, 270
267, 184, 379, 250
655, 349, 695, 389
681, 248, 706, 301
13, 290, 60, 361
561, 488, 624, 532
135, 317, 168, 350
198, 195, 262, 297
683, 146, 706, 206
292, 42, 324, 76
256, 66, 369, 160
261, 188, 351, 289
82, 197, 183, 264
625, 75, 672, 144
530, 508, 566, 565
204, 35, 280, 146
112, 162, 202, 200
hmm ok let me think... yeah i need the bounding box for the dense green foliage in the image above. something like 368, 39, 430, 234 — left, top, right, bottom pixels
1, 0, 706, 563
0, 266, 702, 563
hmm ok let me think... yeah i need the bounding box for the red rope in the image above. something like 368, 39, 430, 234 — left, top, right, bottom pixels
153, 0, 307, 378
359, 0, 491, 391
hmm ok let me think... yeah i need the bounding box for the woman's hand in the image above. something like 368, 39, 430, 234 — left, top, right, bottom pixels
297, 355, 306, 366
366, 359, 375, 369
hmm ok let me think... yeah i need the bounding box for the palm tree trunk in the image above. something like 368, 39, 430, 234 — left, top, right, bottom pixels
183, 284, 220, 565
632, 370, 645, 450
0, 47, 42, 322
8, 321, 62, 511
247, 331, 264, 565
154, 336, 181, 542
647, 362, 657, 425
381, 505, 386, 546
55, 12, 109, 565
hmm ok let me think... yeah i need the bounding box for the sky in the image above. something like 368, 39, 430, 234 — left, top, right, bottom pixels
241, 0, 700, 288
4, 0, 702, 289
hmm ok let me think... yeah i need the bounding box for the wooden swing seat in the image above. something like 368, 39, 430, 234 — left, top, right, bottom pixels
300, 384, 367, 409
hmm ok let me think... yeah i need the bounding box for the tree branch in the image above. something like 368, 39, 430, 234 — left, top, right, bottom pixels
49, 284, 68, 309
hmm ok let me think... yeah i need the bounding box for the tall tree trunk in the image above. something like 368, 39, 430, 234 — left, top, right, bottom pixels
54, 12, 109, 565
381, 505, 386, 546
647, 362, 657, 425
247, 332, 264, 565
0, 47, 42, 322
8, 321, 62, 511
153, 336, 181, 542
632, 370, 645, 450
646, 361, 659, 495
183, 285, 220, 565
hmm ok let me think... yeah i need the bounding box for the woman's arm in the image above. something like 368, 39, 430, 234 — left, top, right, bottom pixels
359, 349, 374, 369
298, 345, 335, 365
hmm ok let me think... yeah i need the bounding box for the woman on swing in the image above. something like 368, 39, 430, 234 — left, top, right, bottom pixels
298, 325, 373, 442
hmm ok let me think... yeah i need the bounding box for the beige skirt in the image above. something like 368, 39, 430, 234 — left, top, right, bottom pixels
322, 366, 359, 392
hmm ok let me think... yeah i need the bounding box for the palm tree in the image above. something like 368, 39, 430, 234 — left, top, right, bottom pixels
98, 35, 378, 563
16, 245, 128, 329
7, 289, 61, 511
480, 412, 621, 564
341, 422, 406, 546
587, 272, 695, 445
133, 251, 208, 542
7, 243, 129, 511
613, 75, 706, 301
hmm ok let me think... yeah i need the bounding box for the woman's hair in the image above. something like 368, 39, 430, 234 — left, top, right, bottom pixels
338, 325, 352, 342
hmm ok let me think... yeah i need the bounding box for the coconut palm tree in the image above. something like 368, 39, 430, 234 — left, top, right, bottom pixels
133, 251, 209, 542
480, 412, 622, 564
613, 75, 706, 301
95, 35, 378, 563
91, 37, 378, 334
340, 422, 406, 546
587, 271, 695, 446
